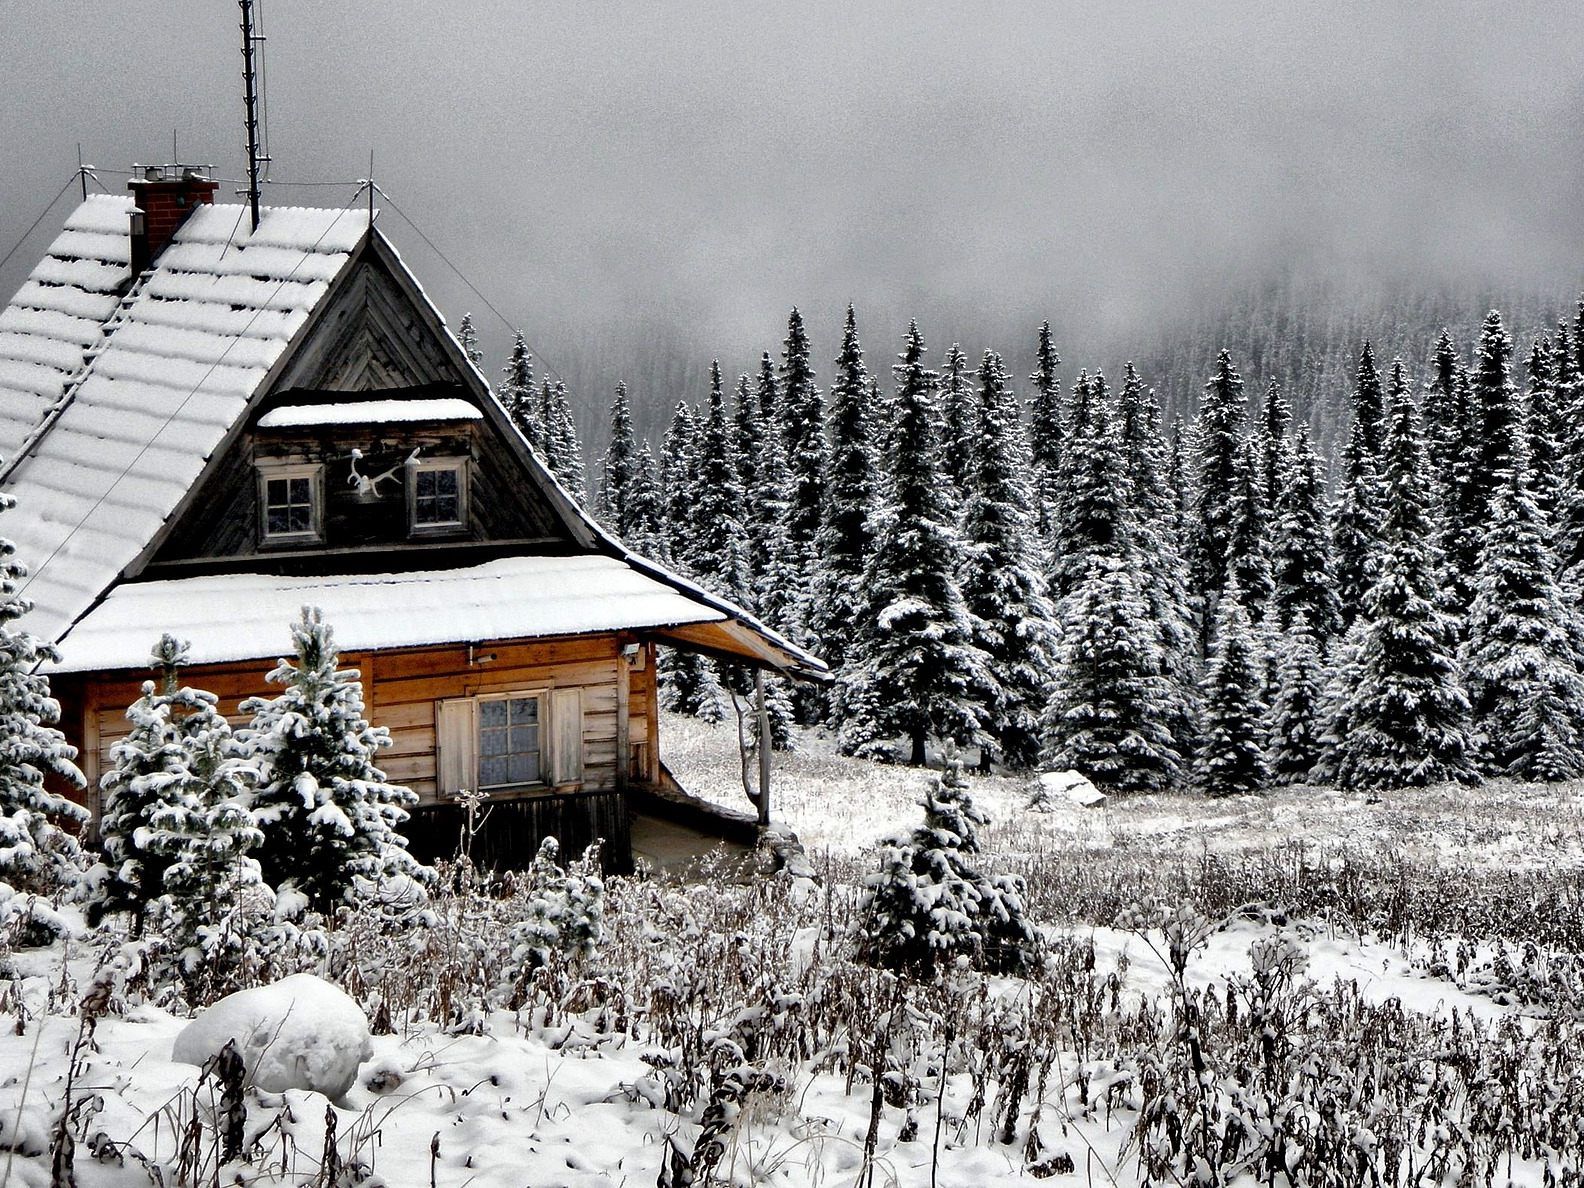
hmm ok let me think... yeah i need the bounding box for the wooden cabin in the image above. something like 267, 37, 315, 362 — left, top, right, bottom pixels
0, 167, 825, 872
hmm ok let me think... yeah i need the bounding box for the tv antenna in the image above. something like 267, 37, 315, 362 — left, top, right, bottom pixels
239, 0, 271, 230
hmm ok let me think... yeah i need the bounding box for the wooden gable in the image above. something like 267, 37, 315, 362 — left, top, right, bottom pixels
140, 238, 583, 576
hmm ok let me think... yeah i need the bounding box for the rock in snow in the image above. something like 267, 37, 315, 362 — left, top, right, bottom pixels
172, 974, 372, 1100
1032, 769, 1107, 810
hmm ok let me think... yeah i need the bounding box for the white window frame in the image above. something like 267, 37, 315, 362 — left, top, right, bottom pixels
437, 686, 585, 800
475, 689, 547, 792
407, 455, 470, 536
257, 462, 324, 545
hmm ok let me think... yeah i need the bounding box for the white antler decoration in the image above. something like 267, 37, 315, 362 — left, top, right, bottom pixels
347, 447, 415, 500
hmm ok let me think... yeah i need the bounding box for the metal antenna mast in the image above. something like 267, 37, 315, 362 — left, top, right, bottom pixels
239, 0, 267, 230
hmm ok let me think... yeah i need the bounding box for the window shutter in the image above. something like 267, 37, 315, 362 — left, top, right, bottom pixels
435, 697, 476, 798
550, 688, 584, 786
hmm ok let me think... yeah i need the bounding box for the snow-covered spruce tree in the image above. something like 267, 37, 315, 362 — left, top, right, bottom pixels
148, 654, 267, 1002
1270, 427, 1340, 640
1190, 349, 1247, 603
1329, 412, 1385, 629
457, 313, 483, 369
731, 373, 768, 590
811, 305, 877, 679
658, 646, 729, 723
500, 334, 540, 449
1045, 554, 1183, 793
838, 322, 990, 765
90, 636, 205, 929
779, 307, 825, 603
1461, 398, 1584, 781
240, 608, 425, 915
858, 754, 1036, 976
1227, 434, 1275, 617
1442, 365, 1485, 614
1421, 330, 1460, 492
689, 364, 786, 736
625, 442, 665, 557
1050, 371, 1126, 601
1255, 379, 1294, 512
1027, 320, 1064, 546
958, 350, 1058, 770
751, 353, 802, 640
1265, 612, 1328, 784
540, 379, 586, 502
593, 382, 639, 536
0, 492, 85, 905
1332, 370, 1476, 791
656, 398, 728, 722
1554, 320, 1584, 579
1526, 336, 1564, 525
1471, 310, 1519, 523
658, 400, 700, 576
1117, 363, 1199, 760
938, 343, 977, 499
1196, 577, 1269, 796
1351, 340, 1387, 463
691, 363, 752, 605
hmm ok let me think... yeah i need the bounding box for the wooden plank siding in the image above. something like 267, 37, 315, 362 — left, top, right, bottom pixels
66, 632, 654, 870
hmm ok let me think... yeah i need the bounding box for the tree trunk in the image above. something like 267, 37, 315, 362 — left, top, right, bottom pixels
910, 730, 927, 767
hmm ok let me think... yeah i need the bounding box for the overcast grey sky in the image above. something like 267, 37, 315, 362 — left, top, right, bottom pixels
3, 1, 1582, 428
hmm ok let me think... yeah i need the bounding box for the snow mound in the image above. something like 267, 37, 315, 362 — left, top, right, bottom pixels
172, 974, 372, 1100
1032, 769, 1106, 810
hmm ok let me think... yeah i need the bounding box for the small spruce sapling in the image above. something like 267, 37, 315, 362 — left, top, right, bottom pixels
90, 636, 206, 930
859, 753, 1037, 975
508, 837, 606, 995
240, 607, 428, 915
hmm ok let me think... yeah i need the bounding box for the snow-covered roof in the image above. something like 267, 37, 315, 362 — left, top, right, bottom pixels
52, 554, 727, 673
0, 201, 369, 643
0, 195, 136, 462
257, 397, 482, 429
0, 197, 829, 681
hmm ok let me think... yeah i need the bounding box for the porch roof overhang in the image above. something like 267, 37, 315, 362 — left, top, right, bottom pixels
50, 554, 826, 679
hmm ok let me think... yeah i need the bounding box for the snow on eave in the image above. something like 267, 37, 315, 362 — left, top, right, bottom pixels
49, 555, 728, 674
257, 397, 483, 429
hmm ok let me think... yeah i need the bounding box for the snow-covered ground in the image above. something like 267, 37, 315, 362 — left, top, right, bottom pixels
665, 710, 1584, 869
4, 720, 1584, 1187
0, 919, 1556, 1188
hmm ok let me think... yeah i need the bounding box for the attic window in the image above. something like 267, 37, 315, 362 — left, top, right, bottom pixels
258, 462, 323, 545
408, 457, 469, 534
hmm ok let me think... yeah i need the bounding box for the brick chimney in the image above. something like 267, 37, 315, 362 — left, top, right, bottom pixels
128, 164, 219, 273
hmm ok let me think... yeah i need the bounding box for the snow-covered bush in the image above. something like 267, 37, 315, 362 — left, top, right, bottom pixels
507, 837, 606, 989
239, 607, 430, 915
858, 754, 1037, 975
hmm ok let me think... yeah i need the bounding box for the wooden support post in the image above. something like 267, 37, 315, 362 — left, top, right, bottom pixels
755, 668, 771, 827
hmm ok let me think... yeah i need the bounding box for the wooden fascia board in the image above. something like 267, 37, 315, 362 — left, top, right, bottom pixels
647, 619, 829, 681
